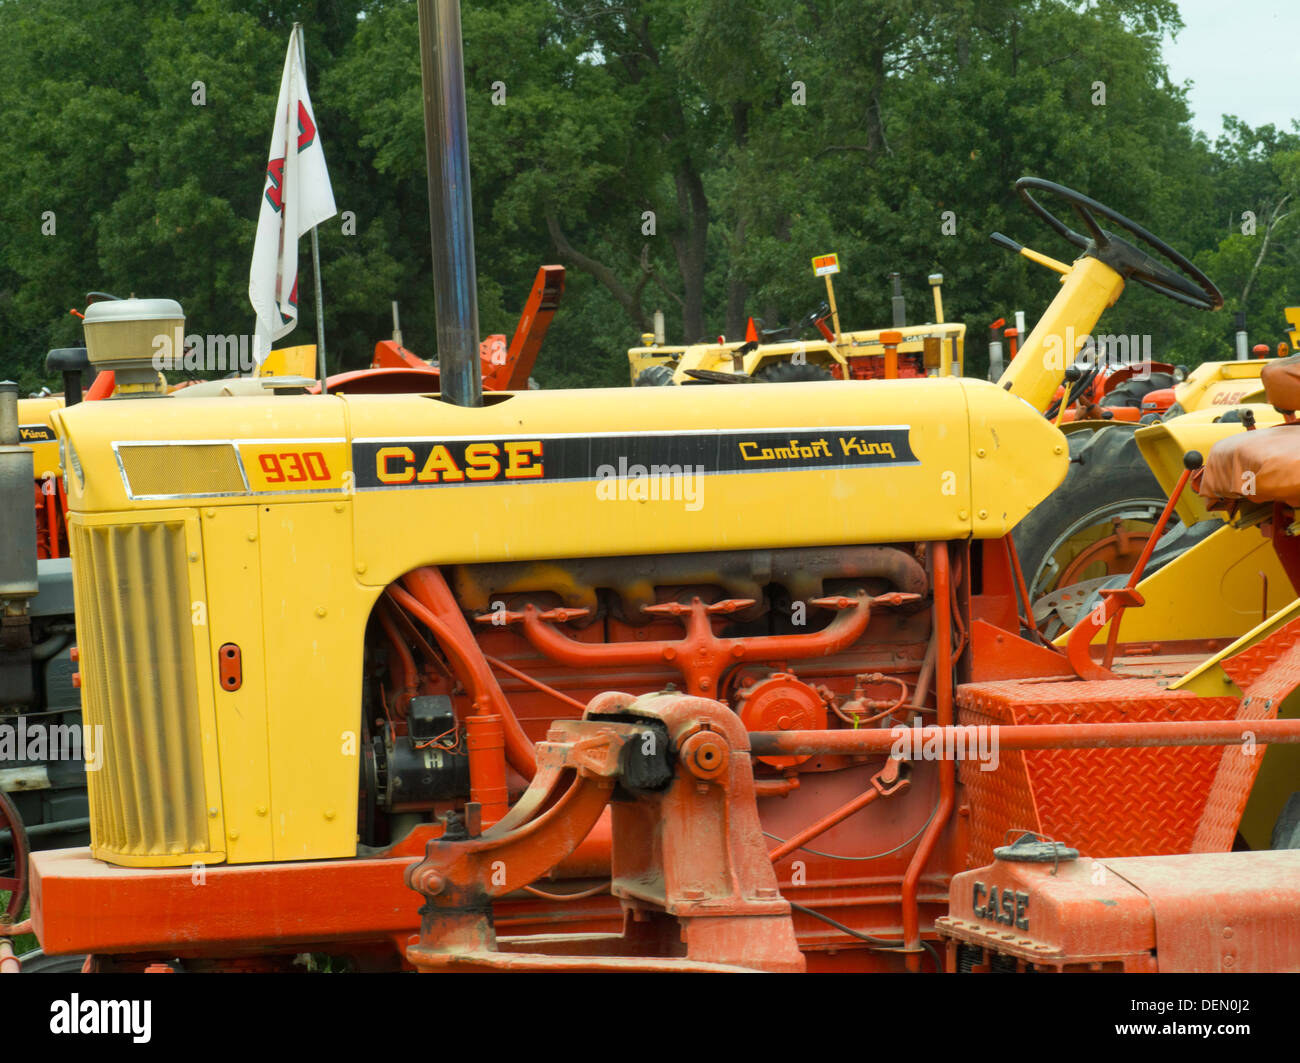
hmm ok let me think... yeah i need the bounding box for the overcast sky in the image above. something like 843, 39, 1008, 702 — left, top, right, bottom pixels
1163, 0, 1298, 139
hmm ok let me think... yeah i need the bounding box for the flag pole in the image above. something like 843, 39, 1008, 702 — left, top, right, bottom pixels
310, 226, 326, 387
295, 22, 328, 393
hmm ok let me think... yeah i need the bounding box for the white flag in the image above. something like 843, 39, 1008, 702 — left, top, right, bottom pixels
249, 25, 336, 365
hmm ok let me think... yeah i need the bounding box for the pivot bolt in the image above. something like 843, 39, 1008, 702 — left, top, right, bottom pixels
681, 731, 729, 780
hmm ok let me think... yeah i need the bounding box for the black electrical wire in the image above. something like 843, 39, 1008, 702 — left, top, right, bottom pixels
788, 901, 942, 971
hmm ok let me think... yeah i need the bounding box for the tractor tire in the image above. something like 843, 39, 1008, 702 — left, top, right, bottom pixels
1012, 425, 1169, 606
1271, 792, 1300, 849
634, 364, 675, 387
753, 361, 834, 383
15, 949, 87, 973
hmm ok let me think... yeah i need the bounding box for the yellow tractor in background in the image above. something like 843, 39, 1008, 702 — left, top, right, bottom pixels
1014, 309, 1296, 636
629, 264, 965, 386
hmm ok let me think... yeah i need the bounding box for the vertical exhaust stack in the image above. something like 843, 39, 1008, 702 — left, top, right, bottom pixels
0, 382, 37, 603
0, 381, 37, 706
889, 272, 907, 328
417, 0, 482, 408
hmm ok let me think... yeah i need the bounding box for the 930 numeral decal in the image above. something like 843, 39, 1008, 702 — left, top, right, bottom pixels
258, 450, 332, 484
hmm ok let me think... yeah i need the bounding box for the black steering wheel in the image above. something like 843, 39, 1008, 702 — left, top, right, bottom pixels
1015, 177, 1222, 311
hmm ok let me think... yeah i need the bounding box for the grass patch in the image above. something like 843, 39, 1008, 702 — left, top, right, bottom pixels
0, 891, 38, 955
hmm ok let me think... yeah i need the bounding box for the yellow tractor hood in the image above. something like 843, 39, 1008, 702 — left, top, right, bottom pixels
53, 379, 1068, 583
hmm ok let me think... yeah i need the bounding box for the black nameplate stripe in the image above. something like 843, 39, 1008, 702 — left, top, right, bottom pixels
19, 424, 56, 443
353, 427, 917, 489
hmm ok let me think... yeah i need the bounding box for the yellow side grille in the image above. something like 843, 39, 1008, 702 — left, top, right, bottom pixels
71, 519, 214, 864
116, 443, 245, 498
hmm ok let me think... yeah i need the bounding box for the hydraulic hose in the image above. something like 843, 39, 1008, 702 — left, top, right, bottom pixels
390, 568, 536, 779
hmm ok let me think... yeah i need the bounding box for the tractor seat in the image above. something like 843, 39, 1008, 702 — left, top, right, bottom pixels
1261, 353, 1300, 412
1198, 422, 1300, 506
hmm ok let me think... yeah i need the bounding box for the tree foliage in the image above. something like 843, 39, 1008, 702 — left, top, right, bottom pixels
1, 0, 1297, 394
